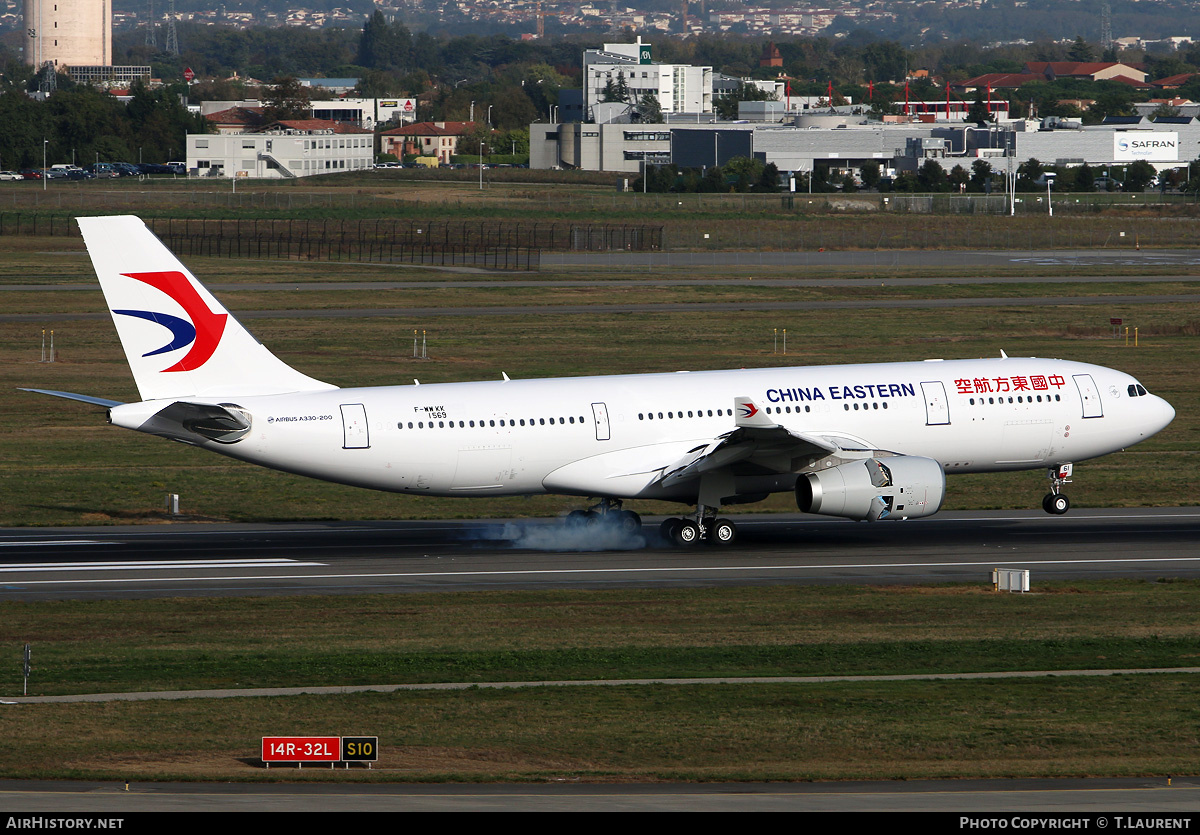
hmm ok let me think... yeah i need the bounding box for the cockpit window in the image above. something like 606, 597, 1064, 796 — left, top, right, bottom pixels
1128, 384, 1149, 397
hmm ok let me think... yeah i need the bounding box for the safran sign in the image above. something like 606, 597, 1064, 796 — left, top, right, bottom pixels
1114, 132, 1178, 162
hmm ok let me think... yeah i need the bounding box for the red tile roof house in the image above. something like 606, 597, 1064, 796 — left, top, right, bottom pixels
955, 62, 1152, 94
379, 121, 477, 165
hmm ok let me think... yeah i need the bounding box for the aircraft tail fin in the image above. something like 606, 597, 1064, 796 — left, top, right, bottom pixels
77, 216, 336, 401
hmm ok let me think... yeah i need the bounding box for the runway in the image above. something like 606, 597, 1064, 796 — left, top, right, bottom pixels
1, 777, 1198, 812
2, 507, 1198, 601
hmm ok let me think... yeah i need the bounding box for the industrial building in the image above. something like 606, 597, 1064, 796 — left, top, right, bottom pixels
532, 114, 1200, 181
200, 99, 418, 132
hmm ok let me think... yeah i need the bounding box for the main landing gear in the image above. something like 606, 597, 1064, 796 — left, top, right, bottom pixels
1042, 463, 1073, 515
659, 507, 738, 547
565, 498, 643, 533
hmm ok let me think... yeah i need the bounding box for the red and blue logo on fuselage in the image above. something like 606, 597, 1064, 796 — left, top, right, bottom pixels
112, 271, 227, 372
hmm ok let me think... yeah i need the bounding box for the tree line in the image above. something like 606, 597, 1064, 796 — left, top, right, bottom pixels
0, 67, 202, 170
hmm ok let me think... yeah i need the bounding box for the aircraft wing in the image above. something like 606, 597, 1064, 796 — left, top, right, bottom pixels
656, 397, 840, 489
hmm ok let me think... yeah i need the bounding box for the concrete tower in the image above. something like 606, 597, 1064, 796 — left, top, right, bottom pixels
23, 0, 112, 71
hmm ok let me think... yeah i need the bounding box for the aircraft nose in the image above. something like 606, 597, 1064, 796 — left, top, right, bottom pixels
1156, 396, 1176, 433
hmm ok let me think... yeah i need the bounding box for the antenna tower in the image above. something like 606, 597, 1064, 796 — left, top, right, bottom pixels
165, 0, 179, 55
145, 0, 157, 48
1100, 1, 1113, 52
38, 61, 57, 95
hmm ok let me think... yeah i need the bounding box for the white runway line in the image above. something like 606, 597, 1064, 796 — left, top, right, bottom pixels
0, 558, 326, 573
0, 540, 113, 547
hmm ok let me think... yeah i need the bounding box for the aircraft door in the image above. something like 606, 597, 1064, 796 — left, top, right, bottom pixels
591, 402, 611, 441
920, 381, 950, 425
1073, 374, 1103, 418
340, 403, 370, 449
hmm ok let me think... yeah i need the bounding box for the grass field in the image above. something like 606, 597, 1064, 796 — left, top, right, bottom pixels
3, 582, 1199, 782
4, 178, 1200, 252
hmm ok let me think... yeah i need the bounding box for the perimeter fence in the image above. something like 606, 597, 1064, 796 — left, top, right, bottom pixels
0, 215, 666, 271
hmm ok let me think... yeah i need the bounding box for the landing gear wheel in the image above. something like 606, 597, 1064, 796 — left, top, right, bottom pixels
660, 518, 682, 542
1043, 493, 1070, 515
674, 520, 702, 546
710, 518, 737, 546
566, 509, 589, 527
614, 510, 642, 534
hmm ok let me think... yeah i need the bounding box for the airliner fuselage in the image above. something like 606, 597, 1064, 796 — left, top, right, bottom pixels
108, 357, 1173, 502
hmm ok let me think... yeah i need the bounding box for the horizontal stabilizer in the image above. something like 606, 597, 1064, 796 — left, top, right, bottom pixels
19, 388, 124, 408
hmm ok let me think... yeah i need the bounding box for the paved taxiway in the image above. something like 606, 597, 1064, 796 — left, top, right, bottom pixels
2, 507, 1198, 601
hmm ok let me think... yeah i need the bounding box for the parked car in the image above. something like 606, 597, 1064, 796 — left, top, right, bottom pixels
87, 163, 119, 178
165, 161, 186, 174
0, 171, 22, 181
20, 169, 44, 180
65, 168, 95, 180
111, 162, 140, 177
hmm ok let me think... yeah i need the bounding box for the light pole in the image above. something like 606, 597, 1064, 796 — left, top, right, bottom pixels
42, 139, 47, 191
479, 140, 484, 190
487, 105, 493, 126
470, 101, 475, 123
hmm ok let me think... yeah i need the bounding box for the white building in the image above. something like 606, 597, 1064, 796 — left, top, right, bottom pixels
583, 37, 713, 121
187, 120, 374, 179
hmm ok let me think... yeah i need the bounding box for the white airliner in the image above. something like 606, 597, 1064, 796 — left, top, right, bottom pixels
24, 216, 1176, 546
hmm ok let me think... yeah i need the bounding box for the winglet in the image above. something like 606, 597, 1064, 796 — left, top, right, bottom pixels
734, 396, 774, 428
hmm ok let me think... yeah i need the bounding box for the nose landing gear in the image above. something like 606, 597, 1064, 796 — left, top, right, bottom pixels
1042, 463, 1073, 515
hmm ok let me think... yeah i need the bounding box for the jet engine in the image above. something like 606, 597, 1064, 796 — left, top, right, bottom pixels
795, 455, 945, 521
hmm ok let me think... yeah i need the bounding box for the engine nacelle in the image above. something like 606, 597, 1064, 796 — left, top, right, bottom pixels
796, 455, 945, 521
